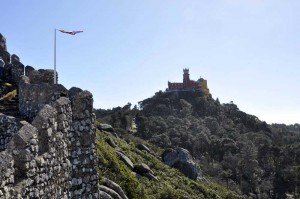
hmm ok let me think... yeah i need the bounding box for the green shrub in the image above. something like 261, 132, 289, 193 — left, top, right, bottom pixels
157, 186, 186, 199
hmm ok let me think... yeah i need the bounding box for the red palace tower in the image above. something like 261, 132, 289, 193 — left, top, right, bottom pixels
167, 69, 209, 95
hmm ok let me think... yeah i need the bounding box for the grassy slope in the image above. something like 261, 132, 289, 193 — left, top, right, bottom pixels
96, 130, 243, 199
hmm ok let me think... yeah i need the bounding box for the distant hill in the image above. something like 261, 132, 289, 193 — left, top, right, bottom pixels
271, 123, 300, 133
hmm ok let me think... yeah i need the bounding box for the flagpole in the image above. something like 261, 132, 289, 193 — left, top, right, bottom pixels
53, 29, 83, 84
54, 28, 57, 84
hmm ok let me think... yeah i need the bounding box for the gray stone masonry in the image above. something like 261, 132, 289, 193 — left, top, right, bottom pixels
11, 61, 25, 84
69, 89, 99, 198
2, 53, 25, 84
0, 33, 99, 198
24, 65, 34, 77
0, 113, 19, 151
28, 69, 58, 84
0, 151, 14, 198
0, 92, 99, 198
19, 76, 68, 122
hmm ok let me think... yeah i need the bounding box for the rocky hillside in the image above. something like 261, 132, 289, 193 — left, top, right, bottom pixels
96, 90, 300, 199
96, 124, 243, 199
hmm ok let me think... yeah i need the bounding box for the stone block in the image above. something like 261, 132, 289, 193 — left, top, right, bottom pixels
8, 124, 38, 149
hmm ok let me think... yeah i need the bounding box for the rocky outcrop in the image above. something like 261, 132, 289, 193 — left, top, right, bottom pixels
100, 190, 114, 199
102, 178, 128, 199
134, 163, 158, 181
143, 172, 159, 181
136, 143, 151, 153
98, 123, 115, 133
162, 148, 201, 180
115, 149, 159, 181
99, 186, 123, 199
115, 150, 134, 170
106, 137, 117, 148
99, 178, 129, 199
134, 163, 153, 174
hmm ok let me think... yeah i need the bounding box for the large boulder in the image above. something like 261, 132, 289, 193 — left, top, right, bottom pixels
99, 185, 123, 199
134, 163, 153, 175
99, 191, 113, 199
105, 137, 117, 148
102, 178, 128, 199
134, 163, 158, 181
98, 124, 115, 133
115, 151, 134, 170
143, 172, 159, 181
162, 148, 200, 180
136, 143, 151, 153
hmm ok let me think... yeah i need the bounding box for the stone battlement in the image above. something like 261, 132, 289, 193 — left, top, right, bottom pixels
0, 33, 99, 198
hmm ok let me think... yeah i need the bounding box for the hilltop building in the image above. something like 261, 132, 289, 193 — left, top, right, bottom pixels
167, 69, 210, 95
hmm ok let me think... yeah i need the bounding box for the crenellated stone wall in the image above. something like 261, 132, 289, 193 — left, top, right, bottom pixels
0, 33, 57, 85
28, 69, 57, 84
0, 102, 72, 198
2, 54, 25, 84
18, 76, 68, 122
0, 32, 100, 198
0, 94, 99, 198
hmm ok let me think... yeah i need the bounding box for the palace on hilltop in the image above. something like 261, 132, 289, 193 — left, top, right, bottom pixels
166, 69, 210, 95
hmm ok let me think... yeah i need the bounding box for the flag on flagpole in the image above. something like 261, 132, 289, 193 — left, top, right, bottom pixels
58, 30, 83, 35
54, 28, 83, 84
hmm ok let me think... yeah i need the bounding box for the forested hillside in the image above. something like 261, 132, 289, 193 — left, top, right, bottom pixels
95, 90, 300, 198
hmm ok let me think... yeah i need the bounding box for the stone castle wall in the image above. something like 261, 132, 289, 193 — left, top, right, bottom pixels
0, 102, 72, 198
0, 71, 99, 198
19, 75, 67, 122
69, 89, 99, 198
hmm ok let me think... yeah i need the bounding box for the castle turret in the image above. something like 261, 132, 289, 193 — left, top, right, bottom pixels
183, 68, 190, 87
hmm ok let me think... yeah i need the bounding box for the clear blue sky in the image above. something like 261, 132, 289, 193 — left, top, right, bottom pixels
1, 0, 299, 124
